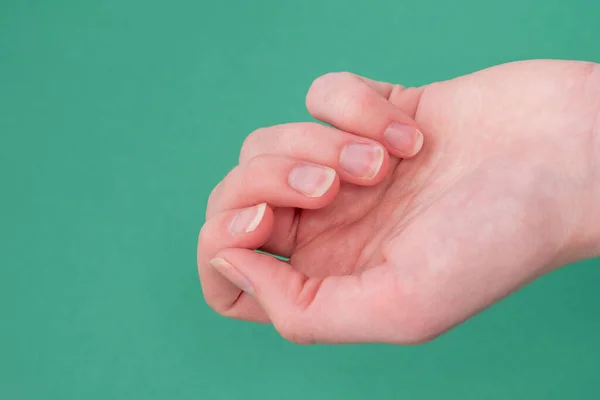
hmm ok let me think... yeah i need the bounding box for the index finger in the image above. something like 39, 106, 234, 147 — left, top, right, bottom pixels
306, 72, 425, 158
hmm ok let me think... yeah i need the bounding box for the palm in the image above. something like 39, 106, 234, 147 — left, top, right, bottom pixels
287, 60, 595, 302
200, 60, 597, 341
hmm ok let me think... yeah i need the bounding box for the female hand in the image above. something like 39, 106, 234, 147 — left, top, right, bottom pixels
198, 60, 600, 344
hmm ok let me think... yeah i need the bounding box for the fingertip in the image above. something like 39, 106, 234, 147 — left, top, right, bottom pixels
198, 204, 276, 265
287, 163, 341, 207
338, 142, 391, 186
383, 123, 425, 158
305, 71, 351, 117
358, 144, 392, 185
227, 202, 274, 237
244, 202, 275, 235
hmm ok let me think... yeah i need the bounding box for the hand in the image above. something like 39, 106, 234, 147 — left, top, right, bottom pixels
198, 60, 600, 344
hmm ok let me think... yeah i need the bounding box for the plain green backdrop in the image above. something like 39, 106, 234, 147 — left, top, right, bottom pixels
1, 0, 599, 398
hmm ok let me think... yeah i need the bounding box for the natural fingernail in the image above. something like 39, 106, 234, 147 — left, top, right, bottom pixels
384, 122, 424, 155
340, 143, 384, 179
229, 203, 267, 235
210, 258, 254, 295
288, 164, 336, 197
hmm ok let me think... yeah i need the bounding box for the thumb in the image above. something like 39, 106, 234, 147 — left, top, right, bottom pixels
210, 248, 418, 344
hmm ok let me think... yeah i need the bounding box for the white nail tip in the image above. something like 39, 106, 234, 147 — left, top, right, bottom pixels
368, 146, 385, 179
246, 203, 266, 233
412, 131, 424, 154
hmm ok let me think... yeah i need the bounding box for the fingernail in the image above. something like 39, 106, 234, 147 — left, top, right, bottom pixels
339, 143, 384, 179
384, 122, 424, 155
229, 203, 267, 235
288, 164, 336, 197
210, 258, 254, 295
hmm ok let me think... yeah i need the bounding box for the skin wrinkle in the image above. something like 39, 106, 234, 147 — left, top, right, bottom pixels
224, 290, 245, 314
295, 277, 325, 311
198, 61, 600, 343
291, 82, 428, 272
292, 159, 400, 274
353, 163, 406, 266
293, 225, 364, 275
334, 86, 447, 271
350, 85, 430, 269
377, 170, 469, 271
359, 76, 524, 271
361, 120, 452, 269
275, 64, 592, 274
288, 208, 302, 255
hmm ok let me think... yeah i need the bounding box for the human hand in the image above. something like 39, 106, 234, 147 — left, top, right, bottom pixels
198, 60, 600, 344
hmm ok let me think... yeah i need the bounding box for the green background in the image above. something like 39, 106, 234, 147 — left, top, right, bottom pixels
1, 0, 599, 398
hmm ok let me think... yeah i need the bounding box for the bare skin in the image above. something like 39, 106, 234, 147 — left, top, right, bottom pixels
198, 59, 600, 344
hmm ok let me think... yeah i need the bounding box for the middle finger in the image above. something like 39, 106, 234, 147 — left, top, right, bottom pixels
238, 122, 390, 186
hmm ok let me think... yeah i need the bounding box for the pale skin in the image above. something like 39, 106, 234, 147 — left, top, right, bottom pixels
198, 59, 600, 344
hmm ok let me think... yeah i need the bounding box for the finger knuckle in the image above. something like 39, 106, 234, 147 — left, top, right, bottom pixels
205, 167, 239, 218
196, 234, 222, 273
350, 85, 378, 113
306, 71, 353, 112
239, 127, 267, 163
205, 183, 222, 218
313, 71, 353, 87
243, 153, 269, 177
197, 223, 212, 249
233, 155, 269, 194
